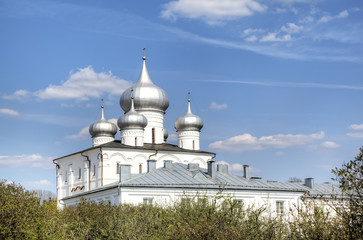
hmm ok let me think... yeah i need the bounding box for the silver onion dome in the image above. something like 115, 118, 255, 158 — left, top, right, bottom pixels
89, 105, 117, 137
175, 96, 203, 131
120, 56, 169, 113
118, 95, 148, 130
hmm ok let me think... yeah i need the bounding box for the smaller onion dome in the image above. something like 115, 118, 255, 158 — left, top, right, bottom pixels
118, 92, 148, 130
175, 94, 203, 132
89, 104, 117, 137
163, 128, 168, 141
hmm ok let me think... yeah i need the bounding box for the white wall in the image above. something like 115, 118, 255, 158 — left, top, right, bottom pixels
61, 185, 303, 218
55, 146, 213, 208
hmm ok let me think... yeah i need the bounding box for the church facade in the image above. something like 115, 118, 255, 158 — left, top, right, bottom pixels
53, 56, 339, 213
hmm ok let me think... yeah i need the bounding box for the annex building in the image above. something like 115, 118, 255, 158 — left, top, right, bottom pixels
53, 56, 340, 213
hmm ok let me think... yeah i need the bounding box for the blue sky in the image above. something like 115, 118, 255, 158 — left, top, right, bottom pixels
0, 0, 362, 192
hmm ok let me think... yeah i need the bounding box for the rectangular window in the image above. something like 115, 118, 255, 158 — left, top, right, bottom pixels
78, 168, 81, 179
276, 201, 284, 215
152, 128, 155, 144
93, 164, 96, 176
65, 171, 67, 182
143, 198, 153, 205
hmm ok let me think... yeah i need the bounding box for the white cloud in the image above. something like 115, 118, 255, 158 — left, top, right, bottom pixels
4, 66, 132, 101
65, 126, 90, 140
281, 23, 303, 33
20, 180, 53, 190
260, 32, 291, 42
218, 161, 261, 174
242, 28, 263, 36
318, 10, 349, 23
351, 7, 360, 12
108, 118, 119, 129
347, 132, 363, 138
209, 102, 228, 110
108, 118, 120, 138
203, 79, 363, 90
66, 118, 119, 141
209, 131, 324, 152
273, 0, 323, 3
243, 23, 301, 43
0, 154, 54, 169
299, 16, 314, 24
347, 123, 363, 138
275, 151, 285, 156
320, 141, 340, 149
3, 90, 31, 101
245, 35, 258, 42
0, 108, 19, 116
163, 23, 361, 62
161, 0, 267, 25
349, 123, 363, 131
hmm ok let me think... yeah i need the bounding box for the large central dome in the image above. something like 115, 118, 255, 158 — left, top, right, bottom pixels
120, 57, 169, 113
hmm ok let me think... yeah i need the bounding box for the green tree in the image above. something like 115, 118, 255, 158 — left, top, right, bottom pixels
0, 180, 42, 239
332, 146, 363, 239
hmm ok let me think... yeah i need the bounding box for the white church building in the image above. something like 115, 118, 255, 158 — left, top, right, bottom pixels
53, 56, 340, 213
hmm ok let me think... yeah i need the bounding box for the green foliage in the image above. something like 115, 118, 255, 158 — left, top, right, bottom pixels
288, 199, 348, 240
1, 171, 361, 240
0, 180, 42, 239
331, 146, 363, 239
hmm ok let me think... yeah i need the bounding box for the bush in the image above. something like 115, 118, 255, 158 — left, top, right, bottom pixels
0, 177, 359, 239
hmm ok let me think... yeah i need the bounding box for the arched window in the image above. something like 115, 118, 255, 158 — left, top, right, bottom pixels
193, 140, 195, 150
135, 137, 137, 146
139, 164, 142, 173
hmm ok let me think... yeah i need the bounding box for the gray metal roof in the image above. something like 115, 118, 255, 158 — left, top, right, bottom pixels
62, 163, 342, 200
121, 163, 309, 192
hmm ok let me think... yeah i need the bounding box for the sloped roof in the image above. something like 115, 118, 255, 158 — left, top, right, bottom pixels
62, 163, 342, 200
121, 163, 308, 192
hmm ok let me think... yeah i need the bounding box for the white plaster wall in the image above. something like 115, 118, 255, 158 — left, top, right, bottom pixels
55, 146, 213, 208
61, 186, 303, 218
120, 129, 144, 147
138, 111, 164, 144
177, 130, 200, 150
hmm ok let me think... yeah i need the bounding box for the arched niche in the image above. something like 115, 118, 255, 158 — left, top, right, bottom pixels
158, 154, 182, 163
109, 152, 127, 164
191, 157, 207, 168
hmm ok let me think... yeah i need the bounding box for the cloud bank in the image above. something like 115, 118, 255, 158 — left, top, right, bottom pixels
347, 123, 363, 138
209, 102, 228, 110
0, 108, 19, 116
209, 131, 324, 152
4, 66, 132, 101
0, 154, 54, 169
161, 0, 267, 25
